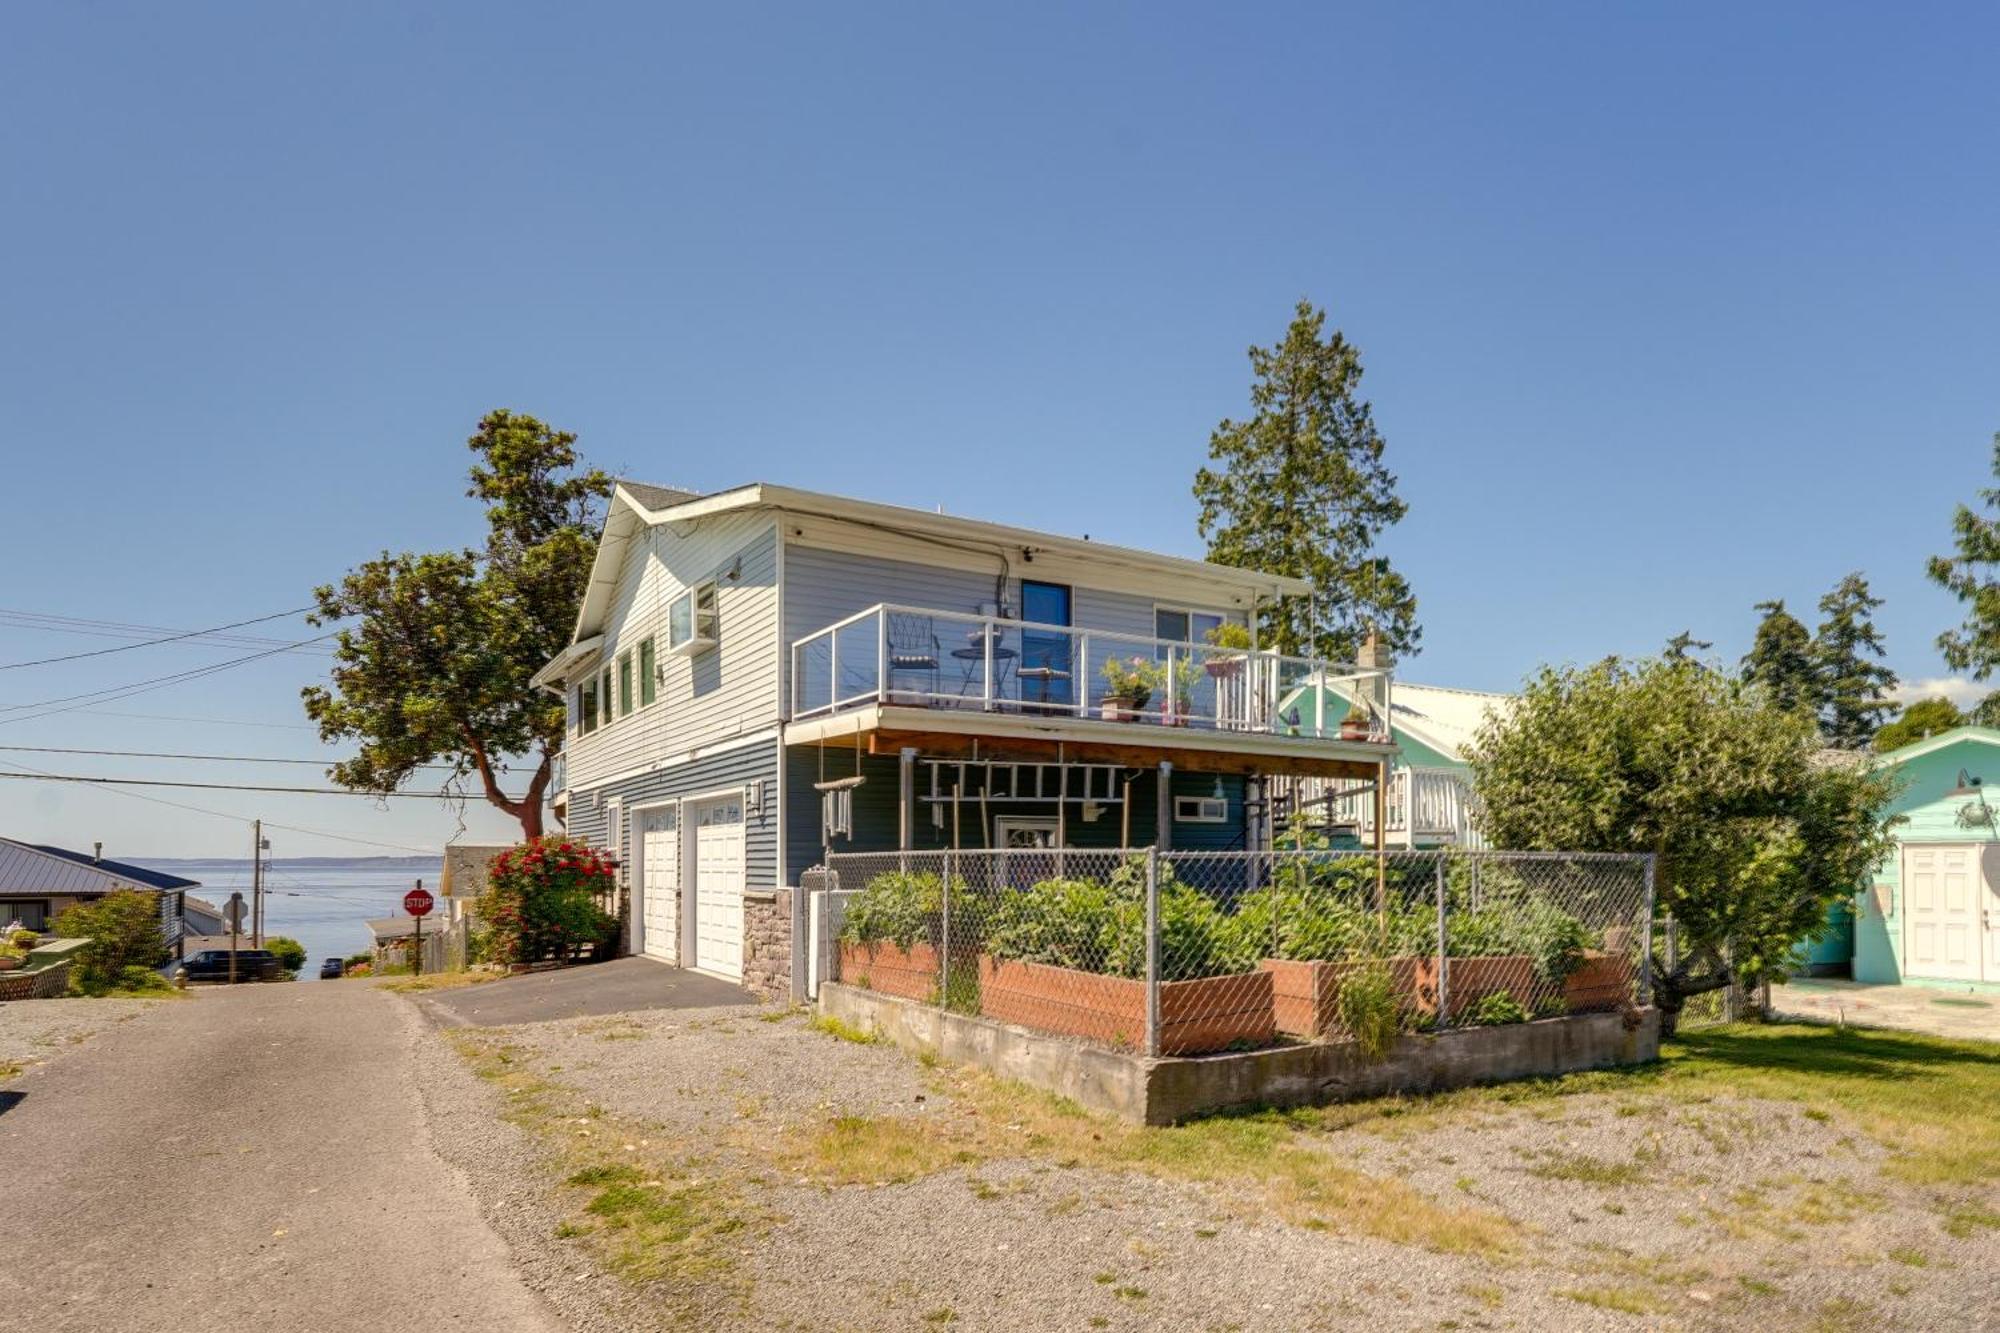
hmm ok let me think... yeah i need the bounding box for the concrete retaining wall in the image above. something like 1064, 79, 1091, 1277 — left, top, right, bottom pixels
819, 982, 1660, 1125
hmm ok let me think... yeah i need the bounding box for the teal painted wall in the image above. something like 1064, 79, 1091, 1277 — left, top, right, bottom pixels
1852, 734, 2000, 988
1292, 685, 1468, 774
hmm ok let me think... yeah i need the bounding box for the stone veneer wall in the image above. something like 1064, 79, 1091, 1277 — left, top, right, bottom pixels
741, 890, 793, 1002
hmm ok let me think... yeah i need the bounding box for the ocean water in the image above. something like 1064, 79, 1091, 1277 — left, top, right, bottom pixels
134, 857, 443, 981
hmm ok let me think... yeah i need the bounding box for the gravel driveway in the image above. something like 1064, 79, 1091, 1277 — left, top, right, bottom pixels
0, 995, 161, 1076
416, 1000, 2000, 1332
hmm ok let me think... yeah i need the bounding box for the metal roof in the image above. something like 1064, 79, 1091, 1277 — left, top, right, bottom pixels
0, 838, 200, 894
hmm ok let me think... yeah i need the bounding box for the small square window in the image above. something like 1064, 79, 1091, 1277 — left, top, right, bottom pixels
618, 652, 633, 716
669, 583, 719, 655
638, 637, 657, 706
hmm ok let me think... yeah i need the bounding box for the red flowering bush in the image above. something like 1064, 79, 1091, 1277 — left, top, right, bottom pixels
478, 837, 620, 964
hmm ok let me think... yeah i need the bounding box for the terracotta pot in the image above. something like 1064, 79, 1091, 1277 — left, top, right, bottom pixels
1204, 657, 1243, 679
839, 939, 939, 1002
978, 956, 1275, 1055
1339, 717, 1371, 741
1261, 957, 1427, 1038
1562, 952, 1635, 1013
0, 957, 19, 973
1427, 954, 1536, 1019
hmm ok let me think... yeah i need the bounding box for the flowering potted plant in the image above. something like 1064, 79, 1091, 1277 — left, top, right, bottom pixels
1202, 622, 1253, 678
1098, 655, 1160, 721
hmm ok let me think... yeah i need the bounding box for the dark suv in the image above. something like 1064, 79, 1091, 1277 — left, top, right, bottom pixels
318, 957, 344, 979
178, 949, 286, 983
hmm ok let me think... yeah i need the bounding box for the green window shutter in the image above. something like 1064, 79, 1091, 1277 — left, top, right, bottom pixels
639, 638, 656, 705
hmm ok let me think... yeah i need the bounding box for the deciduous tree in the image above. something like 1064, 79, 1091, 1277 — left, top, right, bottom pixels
1467, 656, 1899, 1035
1872, 697, 1965, 752
303, 412, 610, 837
1194, 299, 1417, 662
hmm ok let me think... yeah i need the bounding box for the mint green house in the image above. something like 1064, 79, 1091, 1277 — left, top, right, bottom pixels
1848, 726, 2000, 991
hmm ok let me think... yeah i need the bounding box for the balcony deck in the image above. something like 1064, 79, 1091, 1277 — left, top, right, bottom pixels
786, 604, 1394, 780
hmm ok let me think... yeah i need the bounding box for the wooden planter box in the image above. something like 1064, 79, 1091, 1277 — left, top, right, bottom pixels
979, 956, 1275, 1055
1428, 954, 1536, 1018
1562, 952, 1635, 1013
1260, 957, 1427, 1038
839, 939, 939, 1002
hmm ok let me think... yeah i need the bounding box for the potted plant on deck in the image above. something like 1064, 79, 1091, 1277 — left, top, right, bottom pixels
1202, 622, 1253, 679
1099, 655, 1159, 722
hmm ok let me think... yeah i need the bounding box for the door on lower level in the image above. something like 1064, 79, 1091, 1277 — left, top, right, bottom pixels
1903, 845, 1983, 981
637, 806, 679, 963
692, 795, 745, 979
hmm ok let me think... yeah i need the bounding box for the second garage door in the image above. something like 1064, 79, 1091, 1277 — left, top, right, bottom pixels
692, 795, 745, 980
637, 805, 679, 963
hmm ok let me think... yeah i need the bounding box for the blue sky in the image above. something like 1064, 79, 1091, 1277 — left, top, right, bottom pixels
1, 3, 1995, 856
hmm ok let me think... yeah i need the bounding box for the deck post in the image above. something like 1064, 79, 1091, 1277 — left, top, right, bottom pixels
1373, 755, 1388, 917
899, 746, 917, 867
1155, 761, 1173, 852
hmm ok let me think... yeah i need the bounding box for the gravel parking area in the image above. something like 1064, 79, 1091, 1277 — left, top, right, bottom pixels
417, 1002, 2000, 1332
0, 996, 165, 1076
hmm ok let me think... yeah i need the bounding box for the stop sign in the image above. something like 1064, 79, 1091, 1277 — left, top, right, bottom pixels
404, 887, 434, 917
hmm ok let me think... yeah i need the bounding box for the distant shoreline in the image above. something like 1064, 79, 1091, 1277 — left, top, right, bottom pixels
131, 855, 443, 870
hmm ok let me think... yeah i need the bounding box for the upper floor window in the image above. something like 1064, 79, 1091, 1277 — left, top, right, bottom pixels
670, 582, 719, 656
618, 652, 634, 717
638, 637, 657, 706
1155, 607, 1225, 650
579, 678, 599, 733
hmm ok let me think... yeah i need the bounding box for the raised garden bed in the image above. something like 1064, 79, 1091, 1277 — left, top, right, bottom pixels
1260, 956, 1426, 1039
1562, 951, 1635, 1012
839, 939, 939, 1002
1429, 954, 1536, 1019
978, 956, 1274, 1055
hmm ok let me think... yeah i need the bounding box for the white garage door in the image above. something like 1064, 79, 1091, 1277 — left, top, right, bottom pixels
693, 795, 745, 979
1904, 845, 1983, 981
638, 806, 679, 963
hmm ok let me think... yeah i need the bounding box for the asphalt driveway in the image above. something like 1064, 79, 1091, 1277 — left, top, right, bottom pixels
419, 956, 754, 1027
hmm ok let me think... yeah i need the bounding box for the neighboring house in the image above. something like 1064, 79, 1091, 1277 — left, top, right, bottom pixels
183, 895, 226, 936
1273, 679, 1511, 848
533, 480, 1399, 1002
1840, 726, 2000, 991
0, 838, 197, 956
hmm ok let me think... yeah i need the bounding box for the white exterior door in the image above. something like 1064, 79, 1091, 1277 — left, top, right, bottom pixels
1904, 845, 1984, 981
692, 796, 745, 979
637, 806, 679, 963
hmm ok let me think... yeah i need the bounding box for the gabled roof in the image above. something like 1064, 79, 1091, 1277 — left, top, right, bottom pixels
0, 838, 199, 893
1869, 724, 2000, 768
542, 480, 1315, 676
1385, 682, 1515, 762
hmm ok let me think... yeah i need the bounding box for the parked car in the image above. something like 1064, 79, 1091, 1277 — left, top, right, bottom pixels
318, 957, 344, 979
176, 949, 286, 983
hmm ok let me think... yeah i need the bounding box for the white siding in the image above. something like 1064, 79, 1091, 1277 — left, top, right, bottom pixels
564, 514, 781, 792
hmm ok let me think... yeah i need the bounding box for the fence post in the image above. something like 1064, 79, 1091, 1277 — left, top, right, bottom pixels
1639, 855, 1657, 1006
940, 848, 953, 1012
1144, 845, 1161, 1058
1434, 852, 1450, 1030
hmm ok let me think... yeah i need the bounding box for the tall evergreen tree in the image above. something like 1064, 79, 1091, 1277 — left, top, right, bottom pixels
1194, 299, 1417, 662
1663, 630, 1712, 661
1812, 572, 1896, 748
1927, 432, 2000, 678
1741, 599, 1817, 715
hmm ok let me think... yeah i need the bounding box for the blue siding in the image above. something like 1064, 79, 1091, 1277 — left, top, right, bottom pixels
571, 740, 780, 890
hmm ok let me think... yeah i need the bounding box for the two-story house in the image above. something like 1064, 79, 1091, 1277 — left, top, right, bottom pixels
533, 481, 1397, 1001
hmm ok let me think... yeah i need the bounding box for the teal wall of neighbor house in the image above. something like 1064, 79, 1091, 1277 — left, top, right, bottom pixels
1289, 685, 1465, 773
1851, 731, 2000, 989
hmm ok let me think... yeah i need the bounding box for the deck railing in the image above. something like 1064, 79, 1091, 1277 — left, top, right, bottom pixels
788, 603, 1390, 744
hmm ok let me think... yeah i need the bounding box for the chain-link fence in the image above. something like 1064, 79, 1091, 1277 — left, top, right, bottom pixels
813, 847, 1655, 1056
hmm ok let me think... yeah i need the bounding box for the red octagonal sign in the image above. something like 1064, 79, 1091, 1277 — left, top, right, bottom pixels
404, 887, 434, 918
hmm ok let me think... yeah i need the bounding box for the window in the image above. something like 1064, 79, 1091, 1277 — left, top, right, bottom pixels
0, 899, 49, 931
618, 652, 633, 717
580, 678, 599, 733
1173, 795, 1229, 824
1020, 581, 1073, 707
1155, 607, 1226, 649
669, 583, 719, 655
600, 668, 614, 726
638, 637, 657, 706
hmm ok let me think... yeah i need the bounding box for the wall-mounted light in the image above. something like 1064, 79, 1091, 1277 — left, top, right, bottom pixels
1951, 769, 1985, 797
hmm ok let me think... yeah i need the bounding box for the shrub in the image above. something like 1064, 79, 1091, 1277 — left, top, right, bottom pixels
1470, 991, 1529, 1026
478, 837, 620, 965
263, 936, 307, 977
10, 928, 39, 951
52, 890, 167, 994
986, 859, 1255, 981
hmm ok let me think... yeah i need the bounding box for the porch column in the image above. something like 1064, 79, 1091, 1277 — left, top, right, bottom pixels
1373, 755, 1388, 915
898, 747, 918, 850
1155, 760, 1173, 851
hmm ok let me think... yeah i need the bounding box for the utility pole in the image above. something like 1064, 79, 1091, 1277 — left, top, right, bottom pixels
250, 818, 266, 947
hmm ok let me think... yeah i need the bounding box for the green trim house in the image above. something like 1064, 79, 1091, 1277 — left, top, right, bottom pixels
1846, 725, 2000, 991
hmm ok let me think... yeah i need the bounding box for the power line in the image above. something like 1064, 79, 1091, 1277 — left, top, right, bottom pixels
0, 609, 334, 656
0, 607, 315, 671
73, 708, 320, 731
0, 743, 462, 771
0, 770, 519, 801
0, 632, 338, 726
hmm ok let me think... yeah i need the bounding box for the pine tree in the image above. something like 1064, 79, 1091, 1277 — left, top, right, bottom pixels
1663, 630, 1713, 661
1812, 573, 1897, 748
1741, 600, 1818, 715
1927, 432, 2000, 678
1194, 299, 1417, 662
